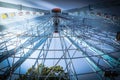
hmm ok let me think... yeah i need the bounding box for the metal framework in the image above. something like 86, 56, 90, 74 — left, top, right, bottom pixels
0, 1, 120, 80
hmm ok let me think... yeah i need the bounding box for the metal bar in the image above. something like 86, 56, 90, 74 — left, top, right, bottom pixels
28, 41, 46, 79
75, 32, 120, 60
0, 37, 39, 63
39, 38, 52, 74
44, 53, 65, 80
2, 37, 48, 80
75, 28, 120, 50
0, 31, 51, 63
29, 36, 52, 80
59, 33, 71, 80
84, 30, 120, 49
67, 37, 103, 80
63, 24, 120, 67
75, 37, 120, 67
10, 51, 120, 60
61, 34, 79, 80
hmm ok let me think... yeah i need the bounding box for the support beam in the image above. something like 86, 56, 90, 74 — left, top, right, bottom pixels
28, 36, 53, 80
71, 36, 120, 67
60, 34, 78, 80
62, 25, 120, 67
2, 37, 48, 80
59, 33, 76, 80
75, 29, 120, 50
0, 32, 50, 63
0, 37, 39, 63
67, 37, 103, 80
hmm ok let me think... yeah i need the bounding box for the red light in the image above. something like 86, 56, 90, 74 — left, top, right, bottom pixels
52, 8, 61, 13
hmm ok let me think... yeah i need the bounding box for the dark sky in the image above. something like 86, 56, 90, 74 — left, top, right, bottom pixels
21, 0, 114, 10
0, 0, 114, 10
42, 0, 110, 9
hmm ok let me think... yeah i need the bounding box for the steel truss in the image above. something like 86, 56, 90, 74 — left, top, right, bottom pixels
0, 4, 120, 80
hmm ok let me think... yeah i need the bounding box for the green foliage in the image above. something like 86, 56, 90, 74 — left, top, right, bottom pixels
16, 64, 68, 80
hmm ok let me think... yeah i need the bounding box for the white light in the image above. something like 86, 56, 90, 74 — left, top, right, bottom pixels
0, 7, 18, 13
